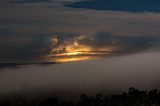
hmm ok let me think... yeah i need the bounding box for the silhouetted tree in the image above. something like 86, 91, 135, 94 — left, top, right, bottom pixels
78, 94, 90, 106
1, 87, 160, 106
0, 101, 11, 106
148, 89, 158, 105
60, 100, 75, 106
39, 97, 59, 106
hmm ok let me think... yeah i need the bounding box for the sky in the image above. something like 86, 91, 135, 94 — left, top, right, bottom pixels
66, 0, 160, 12
0, 0, 160, 99
0, 0, 160, 63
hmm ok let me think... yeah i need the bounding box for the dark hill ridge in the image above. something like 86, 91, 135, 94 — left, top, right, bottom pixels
66, 0, 160, 12
0, 62, 58, 70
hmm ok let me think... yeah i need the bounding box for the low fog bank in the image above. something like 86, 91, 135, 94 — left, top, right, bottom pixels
0, 52, 160, 99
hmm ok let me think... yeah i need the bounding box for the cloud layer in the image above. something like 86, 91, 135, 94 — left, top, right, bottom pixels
0, 0, 160, 63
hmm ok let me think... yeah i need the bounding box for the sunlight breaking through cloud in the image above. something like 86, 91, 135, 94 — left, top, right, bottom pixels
40, 33, 160, 63
46, 35, 113, 62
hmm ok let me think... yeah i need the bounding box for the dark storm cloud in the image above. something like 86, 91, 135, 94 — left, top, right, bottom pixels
0, 32, 159, 66
66, 0, 160, 12
0, 34, 51, 62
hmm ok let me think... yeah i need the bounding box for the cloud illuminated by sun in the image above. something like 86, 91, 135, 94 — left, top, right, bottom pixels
50, 41, 92, 56
45, 35, 116, 62
49, 39, 112, 57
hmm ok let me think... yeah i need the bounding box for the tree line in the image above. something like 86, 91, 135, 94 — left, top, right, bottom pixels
0, 87, 160, 106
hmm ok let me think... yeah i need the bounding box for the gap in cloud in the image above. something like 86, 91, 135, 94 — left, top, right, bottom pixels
65, 0, 160, 13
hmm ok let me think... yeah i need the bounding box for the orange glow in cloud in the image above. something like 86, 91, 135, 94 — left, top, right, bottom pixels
50, 40, 111, 57
48, 56, 94, 63
47, 35, 115, 62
